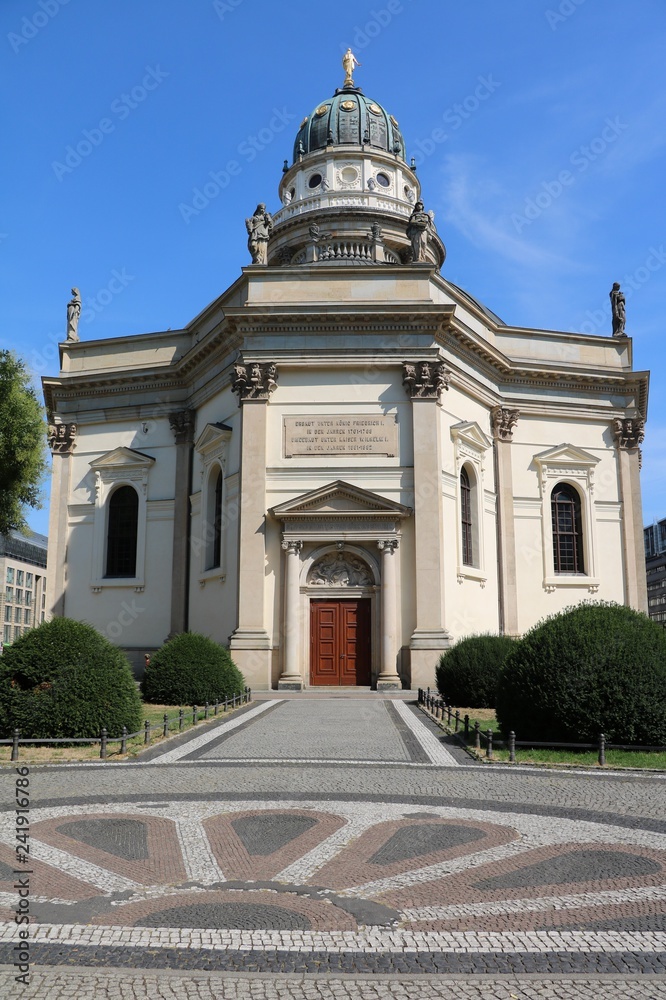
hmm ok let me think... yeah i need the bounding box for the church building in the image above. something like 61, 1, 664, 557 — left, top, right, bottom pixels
43, 60, 648, 691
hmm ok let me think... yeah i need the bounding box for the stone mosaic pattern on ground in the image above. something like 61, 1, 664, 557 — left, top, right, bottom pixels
0, 695, 664, 995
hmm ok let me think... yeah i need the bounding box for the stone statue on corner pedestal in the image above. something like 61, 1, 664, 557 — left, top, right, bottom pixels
610, 282, 626, 337
245, 204, 273, 265
66, 287, 81, 341
406, 202, 434, 263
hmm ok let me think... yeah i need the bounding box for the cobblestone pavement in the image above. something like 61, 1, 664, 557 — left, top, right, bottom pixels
0, 697, 664, 996
2, 968, 666, 999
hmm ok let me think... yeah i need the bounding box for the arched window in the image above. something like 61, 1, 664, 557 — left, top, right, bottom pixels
106, 486, 138, 577
551, 483, 584, 573
460, 466, 473, 566
211, 467, 223, 570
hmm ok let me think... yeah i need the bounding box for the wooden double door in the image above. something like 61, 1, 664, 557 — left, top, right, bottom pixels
310, 599, 371, 686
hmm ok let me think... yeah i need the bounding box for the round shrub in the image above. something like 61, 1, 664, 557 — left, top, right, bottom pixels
435, 634, 515, 708
141, 632, 244, 705
0, 618, 143, 739
496, 602, 666, 745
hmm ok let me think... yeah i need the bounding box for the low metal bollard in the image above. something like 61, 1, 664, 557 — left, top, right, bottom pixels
100, 728, 107, 759
179, 709, 184, 731
509, 731, 516, 763
204, 702, 209, 720
163, 714, 169, 739
486, 729, 493, 760
454, 710, 460, 733
144, 719, 150, 745
11, 729, 20, 762
598, 732, 606, 767
447, 705, 452, 726
464, 714, 469, 739
233, 693, 237, 708
193, 706, 198, 725
121, 726, 128, 755
214, 701, 219, 716
474, 720, 481, 751
224, 697, 229, 712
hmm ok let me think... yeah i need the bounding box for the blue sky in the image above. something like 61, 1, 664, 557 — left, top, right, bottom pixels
3, 0, 665, 535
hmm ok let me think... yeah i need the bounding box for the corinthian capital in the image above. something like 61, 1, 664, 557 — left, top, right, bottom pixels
232, 361, 278, 402
402, 361, 451, 400
169, 409, 195, 445
611, 416, 644, 450
47, 422, 77, 454
491, 406, 519, 442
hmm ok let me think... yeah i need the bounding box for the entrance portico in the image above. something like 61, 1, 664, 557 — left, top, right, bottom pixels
270, 481, 411, 691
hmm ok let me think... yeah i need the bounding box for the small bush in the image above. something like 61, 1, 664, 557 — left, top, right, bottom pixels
0, 618, 143, 739
435, 633, 515, 708
496, 602, 666, 745
141, 632, 244, 705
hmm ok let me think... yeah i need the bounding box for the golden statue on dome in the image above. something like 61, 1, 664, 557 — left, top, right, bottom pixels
342, 48, 361, 87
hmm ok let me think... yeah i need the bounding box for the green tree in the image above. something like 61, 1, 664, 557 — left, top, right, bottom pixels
0, 351, 46, 534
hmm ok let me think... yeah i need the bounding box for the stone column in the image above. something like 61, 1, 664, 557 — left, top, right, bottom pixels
491, 406, 520, 637
279, 539, 304, 690
403, 362, 452, 689
229, 362, 278, 689
377, 539, 401, 690
612, 417, 648, 611
168, 409, 195, 636
45, 422, 77, 618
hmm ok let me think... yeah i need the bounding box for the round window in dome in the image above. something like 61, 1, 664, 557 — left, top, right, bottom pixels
341, 166, 358, 184
341, 100, 356, 111
308, 173, 322, 189
315, 105, 329, 117
368, 103, 382, 115
376, 172, 391, 187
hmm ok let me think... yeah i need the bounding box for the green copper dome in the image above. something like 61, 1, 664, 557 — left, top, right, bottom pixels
292, 86, 406, 163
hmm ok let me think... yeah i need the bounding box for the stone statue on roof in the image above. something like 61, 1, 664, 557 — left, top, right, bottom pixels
66, 287, 81, 341
610, 282, 626, 337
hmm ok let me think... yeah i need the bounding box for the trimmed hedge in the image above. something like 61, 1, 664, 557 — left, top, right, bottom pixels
435, 634, 515, 709
496, 602, 666, 745
0, 618, 143, 739
141, 632, 244, 705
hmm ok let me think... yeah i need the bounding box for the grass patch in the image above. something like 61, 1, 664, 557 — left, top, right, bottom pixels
0, 700, 247, 765
426, 705, 666, 770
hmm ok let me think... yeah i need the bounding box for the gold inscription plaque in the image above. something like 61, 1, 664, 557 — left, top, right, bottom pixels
284, 415, 397, 458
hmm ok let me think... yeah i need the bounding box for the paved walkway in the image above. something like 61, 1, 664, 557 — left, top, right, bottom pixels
0, 696, 664, 998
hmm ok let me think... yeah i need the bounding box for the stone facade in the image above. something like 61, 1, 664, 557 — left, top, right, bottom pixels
42, 73, 649, 689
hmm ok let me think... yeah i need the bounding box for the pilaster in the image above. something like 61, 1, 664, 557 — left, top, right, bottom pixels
612, 417, 648, 611
168, 409, 195, 636
229, 361, 278, 689
403, 362, 451, 688
46, 423, 77, 618
491, 406, 520, 636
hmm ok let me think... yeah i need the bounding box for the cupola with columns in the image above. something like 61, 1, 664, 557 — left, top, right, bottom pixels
263, 53, 446, 269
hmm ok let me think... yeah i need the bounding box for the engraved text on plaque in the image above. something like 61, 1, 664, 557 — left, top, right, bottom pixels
284, 415, 397, 457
